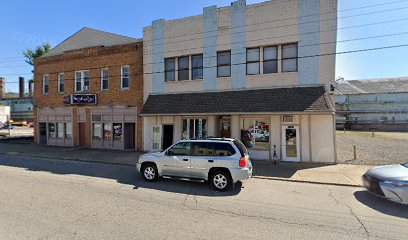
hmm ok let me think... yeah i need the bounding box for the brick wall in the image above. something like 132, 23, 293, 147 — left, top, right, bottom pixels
33, 42, 144, 150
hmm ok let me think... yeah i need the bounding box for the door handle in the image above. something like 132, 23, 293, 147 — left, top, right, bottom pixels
208, 160, 214, 163
182, 159, 189, 161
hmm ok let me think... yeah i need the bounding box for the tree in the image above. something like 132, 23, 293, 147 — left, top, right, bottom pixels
23, 43, 52, 66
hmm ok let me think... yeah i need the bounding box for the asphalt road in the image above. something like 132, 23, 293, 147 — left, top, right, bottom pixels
0, 155, 406, 240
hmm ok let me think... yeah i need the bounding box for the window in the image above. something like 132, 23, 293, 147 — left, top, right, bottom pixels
240, 118, 270, 149
101, 69, 109, 90
43, 75, 49, 94
246, 48, 260, 75
165, 58, 176, 81
167, 142, 192, 156
182, 119, 207, 139
282, 43, 298, 72
217, 51, 231, 77
93, 123, 102, 139
65, 123, 73, 139
48, 123, 55, 138
192, 54, 203, 80
178, 56, 189, 80
58, 73, 64, 93
212, 142, 236, 156
263, 46, 278, 74
103, 123, 112, 140
191, 142, 210, 156
75, 70, 90, 92
113, 123, 122, 140
121, 65, 130, 89
57, 123, 64, 139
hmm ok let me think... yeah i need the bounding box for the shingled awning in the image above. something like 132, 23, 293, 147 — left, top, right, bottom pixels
140, 86, 334, 115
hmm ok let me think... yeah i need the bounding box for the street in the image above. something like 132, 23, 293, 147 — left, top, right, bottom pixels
0, 155, 406, 240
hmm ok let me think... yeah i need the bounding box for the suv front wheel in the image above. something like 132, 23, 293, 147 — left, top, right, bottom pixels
141, 163, 159, 182
210, 170, 231, 192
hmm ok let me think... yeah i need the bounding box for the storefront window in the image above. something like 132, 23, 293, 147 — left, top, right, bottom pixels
93, 123, 102, 139
113, 123, 122, 140
240, 118, 270, 149
103, 123, 112, 140
57, 123, 64, 139
65, 123, 72, 139
48, 123, 56, 138
182, 119, 207, 139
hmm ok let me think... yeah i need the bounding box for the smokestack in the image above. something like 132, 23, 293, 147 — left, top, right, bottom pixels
29, 81, 34, 97
19, 76, 25, 98
0, 77, 5, 100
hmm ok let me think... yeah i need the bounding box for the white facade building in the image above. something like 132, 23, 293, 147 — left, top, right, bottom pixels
141, 0, 338, 163
0, 105, 11, 123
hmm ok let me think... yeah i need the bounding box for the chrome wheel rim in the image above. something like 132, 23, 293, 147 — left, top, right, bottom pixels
213, 174, 227, 189
144, 166, 155, 180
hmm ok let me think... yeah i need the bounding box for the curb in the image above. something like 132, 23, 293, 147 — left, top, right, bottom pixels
252, 176, 362, 188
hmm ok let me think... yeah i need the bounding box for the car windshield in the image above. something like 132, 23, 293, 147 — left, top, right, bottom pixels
233, 139, 248, 156
402, 162, 408, 168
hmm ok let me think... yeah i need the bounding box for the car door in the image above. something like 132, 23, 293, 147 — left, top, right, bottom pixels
190, 141, 214, 179
212, 142, 236, 169
163, 142, 192, 178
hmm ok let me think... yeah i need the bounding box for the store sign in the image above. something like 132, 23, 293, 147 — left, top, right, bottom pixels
64, 94, 97, 105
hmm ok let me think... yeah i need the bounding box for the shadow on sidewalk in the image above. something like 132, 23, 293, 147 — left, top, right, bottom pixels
0, 155, 242, 197
252, 160, 331, 179
354, 191, 408, 219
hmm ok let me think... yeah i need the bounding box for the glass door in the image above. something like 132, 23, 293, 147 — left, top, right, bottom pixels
282, 126, 300, 162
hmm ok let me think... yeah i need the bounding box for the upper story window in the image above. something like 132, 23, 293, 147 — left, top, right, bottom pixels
101, 68, 109, 90
282, 43, 298, 72
121, 65, 130, 89
178, 56, 189, 80
58, 73, 64, 93
75, 70, 90, 92
263, 46, 278, 74
246, 48, 260, 75
191, 54, 203, 80
217, 51, 231, 77
43, 74, 49, 94
165, 58, 176, 81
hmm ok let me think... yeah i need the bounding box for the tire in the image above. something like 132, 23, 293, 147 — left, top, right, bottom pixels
141, 163, 159, 182
210, 170, 231, 192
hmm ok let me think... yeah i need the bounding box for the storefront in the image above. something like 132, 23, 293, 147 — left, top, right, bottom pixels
37, 107, 74, 146
141, 86, 337, 163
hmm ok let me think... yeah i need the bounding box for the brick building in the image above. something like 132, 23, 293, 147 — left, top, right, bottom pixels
34, 27, 143, 150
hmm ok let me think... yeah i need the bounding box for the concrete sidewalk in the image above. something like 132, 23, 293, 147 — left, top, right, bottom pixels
0, 141, 371, 187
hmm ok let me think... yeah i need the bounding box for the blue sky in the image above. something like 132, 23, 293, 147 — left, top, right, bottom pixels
1, 0, 408, 92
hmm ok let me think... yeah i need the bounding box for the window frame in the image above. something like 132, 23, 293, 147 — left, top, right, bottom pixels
57, 73, 64, 93
43, 74, 49, 94
178, 56, 190, 81
246, 48, 260, 75
217, 50, 231, 77
263, 45, 278, 74
191, 54, 203, 80
164, 58, 176, 81
74, 70, 90, 92
281, 43, 298, 72
101, 68, 109, 91
121, 65, 130, 89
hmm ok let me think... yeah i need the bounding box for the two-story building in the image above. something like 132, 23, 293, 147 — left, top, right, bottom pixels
141, 0, 337, 163
34, 27, 144, 150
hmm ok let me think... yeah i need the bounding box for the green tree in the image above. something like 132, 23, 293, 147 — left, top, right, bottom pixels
23, 43, 52, 66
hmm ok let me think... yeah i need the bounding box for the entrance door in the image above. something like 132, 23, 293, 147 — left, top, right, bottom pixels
162, 125, 174, 150
282, 126, 300, 162
219, 117, 231, 138
124, 123, 135, 149
78, 123, 86, 146
39, 123, 47, 144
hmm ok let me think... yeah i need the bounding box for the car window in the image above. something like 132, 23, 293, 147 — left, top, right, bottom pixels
233, 139, 248, 157
191, 142, 210, 156
167, 142, 191, 156
403, 162, 408, 168
211, 142, 236, 156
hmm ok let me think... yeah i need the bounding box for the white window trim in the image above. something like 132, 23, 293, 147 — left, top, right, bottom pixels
58, 73, 64, 93
120, 65, 130, 89
74, 70, 90, 92
101, 68, 109, 91
43, 74, 49, 94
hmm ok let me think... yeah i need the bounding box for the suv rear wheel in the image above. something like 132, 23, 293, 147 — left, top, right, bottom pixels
210, 170, 231, 192
142, 163, 159, 182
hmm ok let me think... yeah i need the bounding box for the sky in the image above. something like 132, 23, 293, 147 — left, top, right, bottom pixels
1, 0, 408, 92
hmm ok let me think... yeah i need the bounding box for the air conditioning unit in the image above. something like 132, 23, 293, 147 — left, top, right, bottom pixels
283, 116, 294, 124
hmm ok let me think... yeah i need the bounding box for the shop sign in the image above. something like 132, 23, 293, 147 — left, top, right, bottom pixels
64, 94, 97, 105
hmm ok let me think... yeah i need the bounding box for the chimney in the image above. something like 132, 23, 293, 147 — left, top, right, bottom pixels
0, 77, 5, 100
19, 76, 25, 98
29, 81, 34, 97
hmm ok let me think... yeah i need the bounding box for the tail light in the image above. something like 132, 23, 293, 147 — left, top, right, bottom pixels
239, 157, 247, 168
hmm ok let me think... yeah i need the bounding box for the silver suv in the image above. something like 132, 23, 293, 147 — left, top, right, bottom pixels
137, 138, 252, 191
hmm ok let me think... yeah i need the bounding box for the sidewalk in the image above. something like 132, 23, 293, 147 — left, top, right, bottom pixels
0, 142, 370, 187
